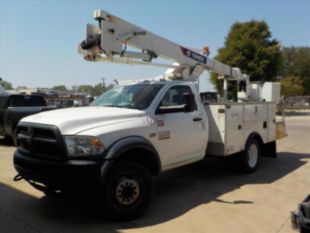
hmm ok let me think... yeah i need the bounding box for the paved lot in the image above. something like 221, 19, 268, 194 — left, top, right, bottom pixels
0, 116, 309, 233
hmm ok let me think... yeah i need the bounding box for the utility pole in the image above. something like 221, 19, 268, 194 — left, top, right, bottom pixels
101, 77, 107, 93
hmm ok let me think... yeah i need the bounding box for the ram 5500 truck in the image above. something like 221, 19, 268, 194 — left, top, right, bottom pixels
13, 80, 277, 219
13, 9, 279, 220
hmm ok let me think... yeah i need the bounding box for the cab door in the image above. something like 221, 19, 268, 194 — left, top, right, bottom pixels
155, 85, 208, 169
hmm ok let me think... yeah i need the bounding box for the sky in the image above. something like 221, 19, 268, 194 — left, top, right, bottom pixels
0, 0, 309, 90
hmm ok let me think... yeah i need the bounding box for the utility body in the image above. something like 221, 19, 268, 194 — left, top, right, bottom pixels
14, 9, 279, 220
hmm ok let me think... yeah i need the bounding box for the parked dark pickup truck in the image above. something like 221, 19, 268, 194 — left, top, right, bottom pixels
0, 94, 55, 145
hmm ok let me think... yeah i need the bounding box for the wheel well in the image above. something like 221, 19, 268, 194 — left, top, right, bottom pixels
115, 148, 160, 176
246, 132, 263, 148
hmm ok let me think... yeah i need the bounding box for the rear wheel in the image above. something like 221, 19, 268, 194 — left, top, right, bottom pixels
242, 139, 260, 173
100, 162, 152, 220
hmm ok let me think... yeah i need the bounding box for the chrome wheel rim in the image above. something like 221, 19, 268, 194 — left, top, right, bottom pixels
248, 143, 258, 168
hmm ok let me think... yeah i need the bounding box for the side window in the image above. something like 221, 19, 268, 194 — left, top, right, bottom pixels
8, 96, 23, 107
25, 96, 46, 106
158, 85, 196, 112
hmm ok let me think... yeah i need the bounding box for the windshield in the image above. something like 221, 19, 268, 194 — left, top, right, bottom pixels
91, 83, 164, 110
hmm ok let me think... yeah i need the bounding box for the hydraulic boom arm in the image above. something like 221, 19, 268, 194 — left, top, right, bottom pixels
78, 9, 249, 85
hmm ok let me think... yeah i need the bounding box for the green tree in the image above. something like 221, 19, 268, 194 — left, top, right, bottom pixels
53, 85, 67, 91
280, 76, 304, 96
77, 85, 93, 94
92, 83, 103, 96
91, 83, 114, 96
281, 47, 310, 95
0, 79, 13, 90
73, 83, 114, 97
211, 20, 282, 98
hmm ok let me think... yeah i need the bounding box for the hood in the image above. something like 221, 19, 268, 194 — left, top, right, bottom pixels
21, 106, 145, 135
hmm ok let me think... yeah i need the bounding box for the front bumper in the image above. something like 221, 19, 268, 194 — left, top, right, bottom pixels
14, 149, 105, 191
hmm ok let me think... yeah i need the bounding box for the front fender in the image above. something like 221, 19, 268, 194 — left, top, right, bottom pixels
100, 136, 161, 181
105, 136, 158, 160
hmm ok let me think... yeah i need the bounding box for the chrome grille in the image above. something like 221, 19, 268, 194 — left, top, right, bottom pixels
17, 123, 66, 161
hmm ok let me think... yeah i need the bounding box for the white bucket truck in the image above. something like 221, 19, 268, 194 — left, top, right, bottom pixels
14, 9, 279, 220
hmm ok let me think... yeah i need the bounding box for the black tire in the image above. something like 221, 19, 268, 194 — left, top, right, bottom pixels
100, 161, 152, 221
43, 188, 60, 196
242, 138, 260, 173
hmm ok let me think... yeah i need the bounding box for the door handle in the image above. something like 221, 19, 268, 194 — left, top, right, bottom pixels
193, 117, 203, 122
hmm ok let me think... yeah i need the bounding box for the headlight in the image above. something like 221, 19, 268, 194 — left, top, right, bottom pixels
64, 136, 105, 156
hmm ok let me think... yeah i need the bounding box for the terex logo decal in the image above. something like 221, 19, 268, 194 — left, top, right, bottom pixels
180, 46, 206, 64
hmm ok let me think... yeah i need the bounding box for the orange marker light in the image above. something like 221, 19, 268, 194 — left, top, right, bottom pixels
203, 47, 210, 56
90, 137, 104, 148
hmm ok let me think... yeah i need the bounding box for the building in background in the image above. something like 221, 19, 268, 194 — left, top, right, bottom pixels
14, 87, 93, 107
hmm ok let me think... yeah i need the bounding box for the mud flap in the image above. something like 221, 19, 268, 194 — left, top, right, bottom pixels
261, 141, 277, 158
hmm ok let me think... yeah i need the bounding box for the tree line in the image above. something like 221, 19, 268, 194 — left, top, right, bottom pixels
0, 80, 113, 97
211, 20, 309, 97
52, 83, 114, 97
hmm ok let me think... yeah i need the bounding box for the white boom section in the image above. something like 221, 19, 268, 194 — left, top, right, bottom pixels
78, 9, 249, 84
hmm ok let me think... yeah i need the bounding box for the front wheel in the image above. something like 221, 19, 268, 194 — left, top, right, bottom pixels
100, 162, 152, 220
242, 139, 260, 173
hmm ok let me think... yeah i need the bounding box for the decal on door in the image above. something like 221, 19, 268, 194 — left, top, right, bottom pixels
158, 131, 171, 140
157, 119, 165, 127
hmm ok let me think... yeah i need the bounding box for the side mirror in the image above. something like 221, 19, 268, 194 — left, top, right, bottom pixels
183, 93, 196, 112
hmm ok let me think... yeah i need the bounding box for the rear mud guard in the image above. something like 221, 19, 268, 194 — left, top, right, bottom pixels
261, 141, 277, 158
